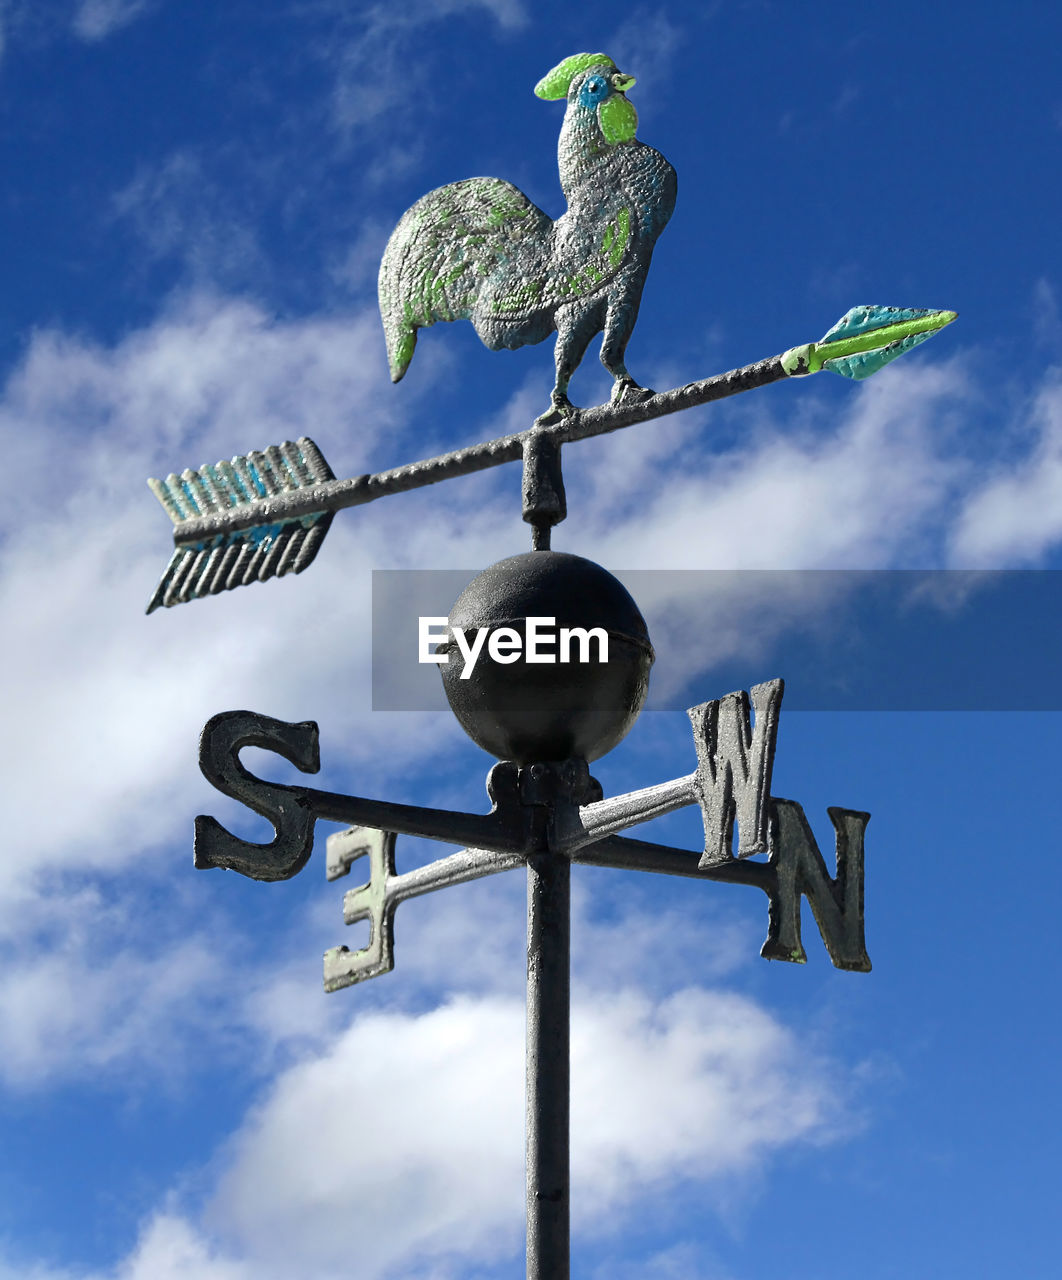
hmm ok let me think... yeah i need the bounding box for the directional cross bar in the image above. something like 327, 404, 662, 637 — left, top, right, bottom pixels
318, 794, 872, 992
573, 800, 871, 971
195, 680, 782, 880
193, 678, 869, 978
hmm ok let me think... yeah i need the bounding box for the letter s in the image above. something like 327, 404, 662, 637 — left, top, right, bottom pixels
194, 710, 321, 881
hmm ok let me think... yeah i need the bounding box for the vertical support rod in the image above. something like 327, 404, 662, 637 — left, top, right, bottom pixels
522, 429, 567, 554
526, 850, 571, 1280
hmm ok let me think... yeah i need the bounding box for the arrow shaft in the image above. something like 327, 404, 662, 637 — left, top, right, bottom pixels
170, 356, 789, 547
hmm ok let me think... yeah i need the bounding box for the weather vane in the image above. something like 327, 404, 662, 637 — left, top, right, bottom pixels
146, 52, 956, 1280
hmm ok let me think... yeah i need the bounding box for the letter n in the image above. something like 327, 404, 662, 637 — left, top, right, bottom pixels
688, 678, 783, 868
762, 799, 871, 972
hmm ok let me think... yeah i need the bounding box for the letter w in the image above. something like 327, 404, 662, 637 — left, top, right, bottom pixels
688, 678, 783, 868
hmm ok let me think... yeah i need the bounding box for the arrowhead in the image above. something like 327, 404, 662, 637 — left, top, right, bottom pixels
819, 304, 956, 345
817, 305, 958, 381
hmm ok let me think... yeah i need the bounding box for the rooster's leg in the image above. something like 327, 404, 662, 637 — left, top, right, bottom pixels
601, 296, 654, 405
536, 306, 601, 425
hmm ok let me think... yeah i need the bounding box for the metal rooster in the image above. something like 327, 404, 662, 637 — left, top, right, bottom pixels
378, 52, 677, 422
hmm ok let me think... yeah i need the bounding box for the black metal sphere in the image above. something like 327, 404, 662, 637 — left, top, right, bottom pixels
440, 550, 654, 764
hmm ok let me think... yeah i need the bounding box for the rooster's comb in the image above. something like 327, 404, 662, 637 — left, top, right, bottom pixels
534, 53, 615, 101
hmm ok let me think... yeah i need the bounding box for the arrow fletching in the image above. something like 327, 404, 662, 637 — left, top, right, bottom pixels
146, 437, 335, 614
782, 305, 957, 380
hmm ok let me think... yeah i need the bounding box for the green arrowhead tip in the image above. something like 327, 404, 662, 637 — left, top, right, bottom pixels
782, 305, 958, 380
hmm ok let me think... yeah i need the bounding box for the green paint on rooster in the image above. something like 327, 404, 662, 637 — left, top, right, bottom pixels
437, 262, 471, 294
534, 52, 614, 101
599, 95, 638, 144
391, 328, 415, 380
603, 208, 630, 266
487, 199, 530, 229
492, 278, 544, 313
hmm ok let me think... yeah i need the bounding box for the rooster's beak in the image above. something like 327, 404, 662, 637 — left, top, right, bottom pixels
610, 72, 636, 93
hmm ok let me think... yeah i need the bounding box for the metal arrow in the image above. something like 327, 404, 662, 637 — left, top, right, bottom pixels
145, 304, 956, 611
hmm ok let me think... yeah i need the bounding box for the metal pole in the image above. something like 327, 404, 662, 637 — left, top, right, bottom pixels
526, 848, 570, 1280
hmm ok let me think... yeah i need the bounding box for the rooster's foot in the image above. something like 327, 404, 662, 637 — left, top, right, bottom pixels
535, 391, 579, 427
611, 378, 655, 406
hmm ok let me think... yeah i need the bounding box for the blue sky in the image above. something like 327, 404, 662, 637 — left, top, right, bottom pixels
1, 2, 1060, 1277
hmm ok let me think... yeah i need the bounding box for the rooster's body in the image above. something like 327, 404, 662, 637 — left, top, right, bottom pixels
378, 53, 677, 419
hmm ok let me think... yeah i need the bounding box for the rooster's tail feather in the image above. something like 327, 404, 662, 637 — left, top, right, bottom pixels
381, 308, 417, 383
378, 177, 553, 379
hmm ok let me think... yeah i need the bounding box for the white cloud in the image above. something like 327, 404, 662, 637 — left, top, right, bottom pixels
324, 0, 527, 138
192, 983, 845, 1279
114, 1216, 251, 1280
0, 296, 411, 907
0, 294, 466, 1091
581, 361, 970, 571
556, 360, 974, 699
72, 0, 155, 42
609, 6, 690, 100
111, 152, 266, 287
1, 975, 846, 1278
590, 1240, 735, 1280
950, 372, 1062, 564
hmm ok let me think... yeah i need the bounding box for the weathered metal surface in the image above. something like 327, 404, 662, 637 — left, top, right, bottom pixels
194, 695, 868, 975
323, 828, 525, 991
439, 551, 653, 764
195, 709, 321, 881
378, 54, 676, 421
325, 828, 398, 986
688, 679, 782, 866
147, 306, 955, 598
762, 802, 870, 970
193, 712, 538, 882
550, 678, 782, 867
526, 847, 570, 1280
146, 438, 335, 612
521, 429, 567, 550
574, 796, 871, 972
